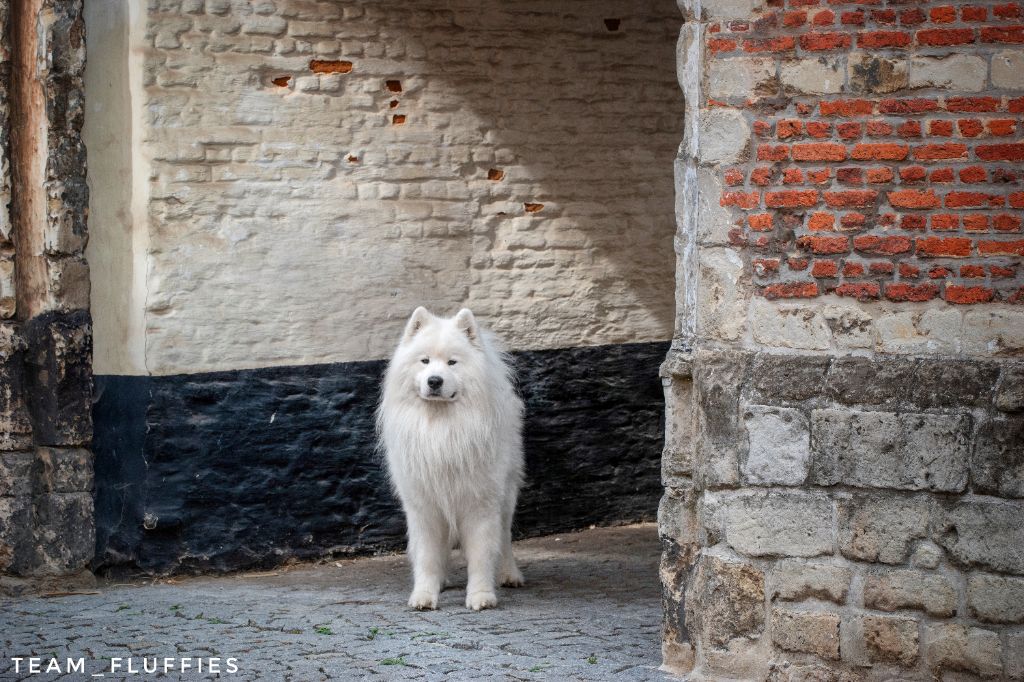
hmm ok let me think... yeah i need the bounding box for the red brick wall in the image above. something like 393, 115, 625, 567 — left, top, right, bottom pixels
710, 1, 1024, 305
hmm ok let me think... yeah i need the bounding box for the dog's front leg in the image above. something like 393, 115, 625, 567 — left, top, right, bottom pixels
499, 491, 524, 587
406, 505, 448, 610
461, 511, 502, 610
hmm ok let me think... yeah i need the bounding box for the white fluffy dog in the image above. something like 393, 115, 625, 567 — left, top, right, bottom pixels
378, 307, 525, 611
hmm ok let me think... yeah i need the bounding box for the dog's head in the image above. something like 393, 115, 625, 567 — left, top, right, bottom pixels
394, 306, 482, 403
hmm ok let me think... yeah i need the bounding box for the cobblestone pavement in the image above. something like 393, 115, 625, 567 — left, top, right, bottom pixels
1, 524, 671, 681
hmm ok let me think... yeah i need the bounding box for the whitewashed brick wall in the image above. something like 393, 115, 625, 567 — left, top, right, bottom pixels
86, 0, 683, 375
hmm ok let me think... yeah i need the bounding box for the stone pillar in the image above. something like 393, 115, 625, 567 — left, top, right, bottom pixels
663, 0, 1024, 679
0, 0, 93, 594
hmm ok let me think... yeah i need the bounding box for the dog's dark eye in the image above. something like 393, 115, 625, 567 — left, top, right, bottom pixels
448, 359, 457, 365
420, 358, 429, 364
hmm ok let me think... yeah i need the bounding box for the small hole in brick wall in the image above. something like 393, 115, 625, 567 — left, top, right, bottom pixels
604, 18, 621, 31
309, 59, 354, 74
497, 211, 507, 216
386, 80, 402, 93
488, 169, 505, 181
524, 202, 544, 213
347, 155, 359, 163
389, 99, 399, 109
310, 59, 353, 74
392, 114, 406, 125
271, 75, 291, 87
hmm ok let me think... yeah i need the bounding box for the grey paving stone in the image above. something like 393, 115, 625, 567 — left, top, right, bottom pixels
1, 525, 670, 681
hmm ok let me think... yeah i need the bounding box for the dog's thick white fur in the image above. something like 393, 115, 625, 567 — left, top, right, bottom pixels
378, 307, 525, 611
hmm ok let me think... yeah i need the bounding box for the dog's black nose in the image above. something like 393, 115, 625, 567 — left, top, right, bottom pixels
427, 376, 443, 390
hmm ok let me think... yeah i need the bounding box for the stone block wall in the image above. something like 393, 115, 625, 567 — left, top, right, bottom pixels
662, 0, 1024, 679
0, 0, 94, 593
662, 350, 1022, 680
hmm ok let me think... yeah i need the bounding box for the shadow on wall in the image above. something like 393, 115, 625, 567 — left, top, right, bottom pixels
127, 0, 683, 371
395, 0, 683, 340
317, 0, 682, 345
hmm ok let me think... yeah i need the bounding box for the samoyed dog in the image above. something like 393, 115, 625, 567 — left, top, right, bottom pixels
378, 307, 525, 611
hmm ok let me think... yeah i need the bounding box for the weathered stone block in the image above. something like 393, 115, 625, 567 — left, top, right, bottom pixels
827, 357, 996, 409
848, 53, 908, 94
781, 57, 843, 95
659, 488, 698, 549
0, 452, 33, 497
703, 0, 767, 21
826, 357, 914, 407
20, 311, 93, 447
770, 560, 851, 604
909, 54, 987, 92
742, 405, 810, 486
935, 500, 1024, 575
697, 248, 748, 344
863, 615, 919, 668
962, 309, 1024, 357
771, 608, 840, 660
863, 569, 958, 617
992, 49, 1024, 90
695, 168, 737, 247
697, 108, 749, 166
721, 491, 833, 558
686, 552, 764, 649
661, 538, 693, 661
972, 415, 1024, 498
0, 325, 32, 451
909, 359, 998, 408
45, 257, 91, 313
924, 624, 1002, 679
42, 211, 88, 257
0, 495, 32, 574
32, 447, 93, 494
876, 308, 961, 356
695, 349, 749, 488
995, 362, 1024, 412
750, 301, 831, 351
967, 574, 1024, 624
810, 409, 970, 493
837, 493, 930, 564
662, 375, 694, 484
745, 353, 830, 405
707, 57, 775, 101
821, 306, 872, 350
31, 492, 95, 574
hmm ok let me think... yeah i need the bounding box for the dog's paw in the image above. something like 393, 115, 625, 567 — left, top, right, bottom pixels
408, 590, 439, 610
465, 591, 498, 611
500, 568, 525, 588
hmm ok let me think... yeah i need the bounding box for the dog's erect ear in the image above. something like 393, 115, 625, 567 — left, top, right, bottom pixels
453, 308, 480, 344
402, 306, 432, 342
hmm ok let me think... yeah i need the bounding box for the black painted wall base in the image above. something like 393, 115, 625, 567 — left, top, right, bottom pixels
92, 342, 668, 575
